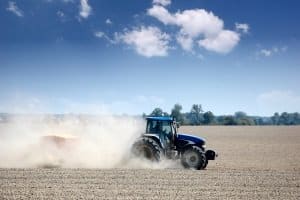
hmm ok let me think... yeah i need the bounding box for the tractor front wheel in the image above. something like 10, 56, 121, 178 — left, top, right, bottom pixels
181, 146, 206, 170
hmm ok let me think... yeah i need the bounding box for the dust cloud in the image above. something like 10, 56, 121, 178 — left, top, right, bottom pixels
0, 115, 179, 168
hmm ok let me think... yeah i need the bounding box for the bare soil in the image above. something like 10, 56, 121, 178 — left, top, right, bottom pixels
1, 126, 300, 199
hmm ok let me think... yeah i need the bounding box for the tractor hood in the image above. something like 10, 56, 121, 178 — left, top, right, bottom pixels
177, 133, 206, 145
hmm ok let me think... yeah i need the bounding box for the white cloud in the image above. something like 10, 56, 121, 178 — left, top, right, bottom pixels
235, 23, 249, 34
57, 10, 65, 18
105, 18, 112, 25
94, 31, 105, 38
153, 0, 171, 6
257, 90, 300, 114
176, 33, 194, 52
6, 1, 23, 17
174, 9, 224, 38
258, 46, 288, 57
260, 49, 272, 57
94, 1, 245, 57
94, 31, 116, 44
79, 0, 91, 19
116, 26, 171, 57
148, 6, 224, 37
148, 5, 240, 54
147, 5, 175, 25
198, 30, 240, 54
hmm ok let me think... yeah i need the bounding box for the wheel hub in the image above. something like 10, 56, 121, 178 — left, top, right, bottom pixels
185, 152, 199, 167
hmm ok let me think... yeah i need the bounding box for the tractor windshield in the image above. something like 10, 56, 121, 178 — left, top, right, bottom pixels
146, 120, 172, 137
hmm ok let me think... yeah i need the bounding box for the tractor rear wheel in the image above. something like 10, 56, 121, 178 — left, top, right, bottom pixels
131, 137, 162, 162
181, 146, 206, 170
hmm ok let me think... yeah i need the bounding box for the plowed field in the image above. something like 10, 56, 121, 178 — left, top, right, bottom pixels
1, 126, 300, 199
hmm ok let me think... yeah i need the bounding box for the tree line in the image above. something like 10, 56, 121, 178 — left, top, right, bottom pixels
143, 104, 300, 126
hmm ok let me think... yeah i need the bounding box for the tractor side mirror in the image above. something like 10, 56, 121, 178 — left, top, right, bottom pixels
176, 123, 180, 128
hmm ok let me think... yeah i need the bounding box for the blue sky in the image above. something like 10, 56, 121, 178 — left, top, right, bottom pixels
1, 0, 300, 116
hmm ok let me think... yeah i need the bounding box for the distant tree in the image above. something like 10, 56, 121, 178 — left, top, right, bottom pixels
234, 111, 247, 119
162, 112, 170, 117
238, 118, 255, 125
190, 104, 203, 125
203, 111, 215, 125
292, 112, 300, 124
279, 112, 289, 125
215, 115, 224, 125
171, 104, 184, 124
223, 115, 237, 125
150, 108, 163, 117
234, 111, 254, 125
146, 105, 300, 126
287, 113, 295, 125
271, 112, 280, 125
270, 112, 300, 125
182, 113, 191, 125
254, 117, 264, 125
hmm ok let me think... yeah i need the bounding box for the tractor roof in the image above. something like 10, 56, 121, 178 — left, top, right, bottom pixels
146, 116, 174, 121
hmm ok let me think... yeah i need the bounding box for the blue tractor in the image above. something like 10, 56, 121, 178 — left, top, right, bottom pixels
132, 116, 217, 170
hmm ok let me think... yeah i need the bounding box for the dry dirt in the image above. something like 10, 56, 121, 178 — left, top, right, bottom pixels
1, 126, 300, 199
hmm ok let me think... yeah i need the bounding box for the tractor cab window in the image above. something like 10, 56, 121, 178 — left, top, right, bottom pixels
162, 121, 172, 136
147, 120, 161, 134
162, 121, 173, 146
146, 120, 173, 137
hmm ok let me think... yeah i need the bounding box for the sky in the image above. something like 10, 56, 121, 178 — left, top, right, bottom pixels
0, 0, 300, 116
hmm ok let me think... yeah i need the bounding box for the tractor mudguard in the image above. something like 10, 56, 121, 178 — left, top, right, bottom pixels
176, 137, 204, 153
140, 134, 163, 148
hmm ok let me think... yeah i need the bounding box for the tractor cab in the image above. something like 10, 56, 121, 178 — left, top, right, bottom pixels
145, 117, 178, 149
